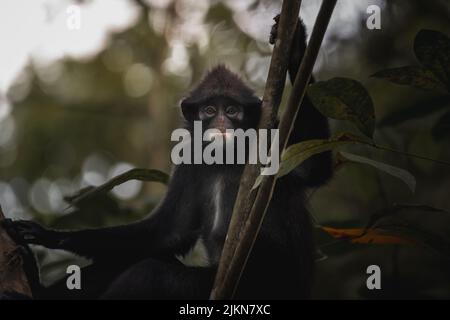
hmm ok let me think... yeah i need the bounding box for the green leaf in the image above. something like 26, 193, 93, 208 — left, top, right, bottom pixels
307, 77, 376, 138
65, 168, 169, 207
432, 110, 450, 141
414, 29, 450, 90
371, 66, 447, 93
277, 132, 366, 178
340, 151, 416, 193
252, 174, 263, 191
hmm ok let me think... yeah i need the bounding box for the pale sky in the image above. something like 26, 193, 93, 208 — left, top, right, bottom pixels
0, 0, 140, 109
0, 0, 382, 120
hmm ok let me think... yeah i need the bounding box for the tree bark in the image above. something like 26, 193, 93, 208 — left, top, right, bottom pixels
0, 206, 32, 297
210, 0, 303, 300
210, 0, 338, 300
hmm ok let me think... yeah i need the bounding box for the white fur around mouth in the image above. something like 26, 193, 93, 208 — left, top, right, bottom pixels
205, 131, 233, 141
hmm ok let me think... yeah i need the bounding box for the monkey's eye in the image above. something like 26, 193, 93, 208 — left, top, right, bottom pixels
203, 105, 216, 116
226, 106, 239, 116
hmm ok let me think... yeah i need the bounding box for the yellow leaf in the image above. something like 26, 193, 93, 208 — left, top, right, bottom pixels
321, 226, 415, 245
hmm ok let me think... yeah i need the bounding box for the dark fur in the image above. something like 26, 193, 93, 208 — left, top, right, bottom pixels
181, 65, 261, 120
2, 19, 332, 300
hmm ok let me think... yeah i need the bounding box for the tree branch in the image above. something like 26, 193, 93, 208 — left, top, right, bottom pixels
0, 206, 32, 298
210, 0, 303, 300
210, 0, 337, 299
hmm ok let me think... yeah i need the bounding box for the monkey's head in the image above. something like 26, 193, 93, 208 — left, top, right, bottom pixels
180, 65, 261, 140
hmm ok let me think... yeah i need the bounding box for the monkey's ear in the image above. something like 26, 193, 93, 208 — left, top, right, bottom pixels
180, 98, 199, 122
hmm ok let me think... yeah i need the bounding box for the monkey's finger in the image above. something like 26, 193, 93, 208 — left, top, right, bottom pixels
22, 233, 38, 241
1, 219, 27, 244
13, 221, 43, 232
0, 218, 18, 230
10, 221, 44, 240
269, 24, 278, 44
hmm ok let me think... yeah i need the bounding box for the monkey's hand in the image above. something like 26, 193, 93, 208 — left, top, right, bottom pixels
1, 219, 61, 248
269, 14, 281, 45
269, 14, 308, 84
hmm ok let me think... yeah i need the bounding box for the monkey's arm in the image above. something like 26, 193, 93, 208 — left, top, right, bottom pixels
2, 218, 157, 261
3, 213, 198, 262
2, 167, 200, 260
271, 15, 333, 186
3, 199, 197, 262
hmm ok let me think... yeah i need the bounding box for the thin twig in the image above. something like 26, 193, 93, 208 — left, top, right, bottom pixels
209, 0, 303, 300
371, 143, 450, 167
211, 0, 338, 299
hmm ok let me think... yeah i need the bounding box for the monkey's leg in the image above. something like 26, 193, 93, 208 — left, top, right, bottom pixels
100, 258, 216, 300
38, 262, 131, 299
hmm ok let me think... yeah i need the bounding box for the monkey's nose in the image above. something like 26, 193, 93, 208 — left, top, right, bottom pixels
217, 128, 233, 140
217, 127, 226, 134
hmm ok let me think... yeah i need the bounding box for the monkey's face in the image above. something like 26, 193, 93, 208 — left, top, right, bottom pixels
180, 66, 262, 138
198, 97, 246, 141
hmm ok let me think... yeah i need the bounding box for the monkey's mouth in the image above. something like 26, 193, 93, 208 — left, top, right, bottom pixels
205, 131, 234, 141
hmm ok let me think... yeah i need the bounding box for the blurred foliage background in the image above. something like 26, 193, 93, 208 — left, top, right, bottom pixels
0, 0, 449, 299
